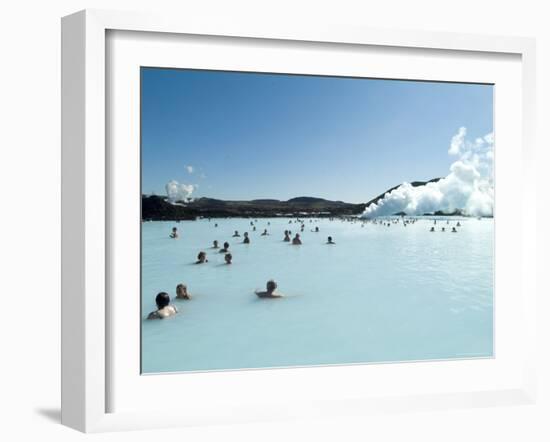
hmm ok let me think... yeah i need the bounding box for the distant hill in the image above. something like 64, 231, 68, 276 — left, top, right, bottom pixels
141, 195, 366, 220
141, 177, 462, 221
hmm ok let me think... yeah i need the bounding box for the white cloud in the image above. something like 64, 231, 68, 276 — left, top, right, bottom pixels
362, 127, 494, 218
165, 180, 195, 202
185, 165, 194, 174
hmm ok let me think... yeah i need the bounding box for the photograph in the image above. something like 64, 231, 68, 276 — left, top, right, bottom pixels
140, 67, 494, 374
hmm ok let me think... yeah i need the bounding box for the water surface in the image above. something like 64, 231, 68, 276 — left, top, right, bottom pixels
141, 217, 493, 373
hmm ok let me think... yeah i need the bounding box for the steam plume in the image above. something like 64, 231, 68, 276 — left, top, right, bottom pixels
361, 127, 494, 218
165, 180, 196, 203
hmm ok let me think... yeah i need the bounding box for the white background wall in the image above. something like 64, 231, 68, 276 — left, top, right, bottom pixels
0, 1, 548, 440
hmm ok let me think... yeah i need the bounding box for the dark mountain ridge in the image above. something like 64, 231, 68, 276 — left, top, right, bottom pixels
141, 177, 470, 221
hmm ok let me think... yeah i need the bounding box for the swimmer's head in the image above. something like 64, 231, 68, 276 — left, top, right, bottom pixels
224, 242, 229, 249
176, 284, 188, 297
155, 292, 170, 309
266, 280, 277, 292
172, 227, 177, 232
213, 240, 219, 247
197, 251, 207, 261
328, 236, 333, 242
225, 253, 233, 264
244, 232, 249, 237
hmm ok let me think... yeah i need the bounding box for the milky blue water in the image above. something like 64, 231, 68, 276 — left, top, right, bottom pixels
141, 217, 493, 374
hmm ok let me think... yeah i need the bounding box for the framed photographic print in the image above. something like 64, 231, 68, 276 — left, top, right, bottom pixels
61, 9, 538, 432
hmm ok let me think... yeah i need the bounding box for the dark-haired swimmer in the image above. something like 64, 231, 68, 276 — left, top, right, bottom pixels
196, 251, 208, 264
147, 292, 177, 319
327, 236, 335, 244
219, 242, 230, 253
169, 227, 179, 239
225, 253, 233, 264
261, 229, 269, 236
292, 233, 302, 245
212, 240, 219, 249
255, 280, 282, 298
243, 232, 250, 244
233, 230, 240, 237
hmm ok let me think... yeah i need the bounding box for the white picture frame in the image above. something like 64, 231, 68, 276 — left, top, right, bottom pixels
61, 9, 538, 433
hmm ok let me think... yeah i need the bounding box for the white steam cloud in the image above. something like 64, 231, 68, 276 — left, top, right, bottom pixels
361, 127, 494, 218
165, 180, 196, 203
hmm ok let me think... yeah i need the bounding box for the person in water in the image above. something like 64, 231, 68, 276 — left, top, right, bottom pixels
441, 227, 446, 232
212, 240, 219, 249
255, 280, 282, 298
196, 251, 208, 264
147, 292, 178, 319
261, 229, 269, 236
430, 227, 435, 232
312, 226, 320, 233
292, 233, 302, 245
452, 227, 457, 232
243, 232, 250, 244
283, 230, 291, 242
225, 253, 233, 264
233, 230, 240, 237
176, 283, 191, 300
169, 227, 179, 239
457, 221, 462, 227
219, 241, 230, 253
327, 236, 335, 244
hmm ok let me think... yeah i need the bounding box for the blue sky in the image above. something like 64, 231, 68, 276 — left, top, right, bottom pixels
141, 68, 493, 203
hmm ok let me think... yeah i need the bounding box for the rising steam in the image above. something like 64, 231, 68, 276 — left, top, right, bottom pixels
361, 128, 494, 218
165, 180, 196, 203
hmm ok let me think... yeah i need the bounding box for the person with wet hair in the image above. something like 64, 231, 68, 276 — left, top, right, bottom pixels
255, 280, 282, 298
232, 230, 240, 237
243, 232, 250, 244
225, 253, 233, 264
147, 292, 178, 319
261, 228, 269, 236
292, 233, 302, 245
212, 240, 219, 249
283, 230, 291, 242
327, 236, 335, 244
219, 241, 230, 253
169, 227, 179, 239
196, 251, 208, 264
176, 283, 191, 300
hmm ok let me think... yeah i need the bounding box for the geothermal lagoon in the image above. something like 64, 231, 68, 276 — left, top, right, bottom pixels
141, 216, 493, 374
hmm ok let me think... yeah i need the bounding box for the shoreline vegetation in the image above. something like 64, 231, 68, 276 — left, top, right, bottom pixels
142, 178, 492, 221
